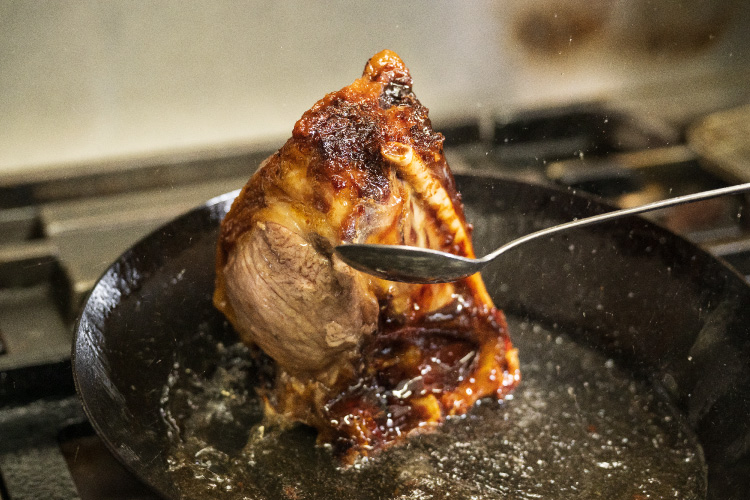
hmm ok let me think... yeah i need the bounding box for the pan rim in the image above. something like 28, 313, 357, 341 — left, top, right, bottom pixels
72, 172, 750, 498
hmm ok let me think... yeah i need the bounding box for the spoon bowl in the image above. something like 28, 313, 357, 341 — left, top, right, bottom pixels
334, 244, 487, 283
335, 182, 750, 283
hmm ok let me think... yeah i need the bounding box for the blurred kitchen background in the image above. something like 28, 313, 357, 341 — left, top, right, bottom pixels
2, 2, 750, 498
2, 0, 749, 174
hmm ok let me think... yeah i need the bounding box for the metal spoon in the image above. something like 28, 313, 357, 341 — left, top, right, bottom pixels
335, 182, 750, 284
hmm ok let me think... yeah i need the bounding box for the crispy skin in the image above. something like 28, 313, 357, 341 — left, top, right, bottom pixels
214, 50, 519, 461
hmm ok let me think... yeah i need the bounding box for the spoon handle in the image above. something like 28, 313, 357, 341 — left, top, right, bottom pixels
486, 182, 750, 262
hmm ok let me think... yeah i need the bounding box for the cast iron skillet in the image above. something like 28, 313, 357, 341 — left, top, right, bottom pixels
73, 173, 750, 499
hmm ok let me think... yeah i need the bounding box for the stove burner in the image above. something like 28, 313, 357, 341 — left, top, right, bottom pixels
1, 105, 749, 499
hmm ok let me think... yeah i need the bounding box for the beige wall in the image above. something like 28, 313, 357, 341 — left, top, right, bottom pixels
2, 1, 748, 174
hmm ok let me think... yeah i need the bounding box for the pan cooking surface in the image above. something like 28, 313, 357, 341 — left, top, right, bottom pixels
74, 176, 750, 500
159, 315, 705, 499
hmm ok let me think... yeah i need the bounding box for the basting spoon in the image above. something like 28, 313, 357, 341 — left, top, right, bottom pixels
335, 182, 750, 284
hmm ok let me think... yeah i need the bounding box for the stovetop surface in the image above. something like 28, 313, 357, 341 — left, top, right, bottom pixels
1, 104, 749, 499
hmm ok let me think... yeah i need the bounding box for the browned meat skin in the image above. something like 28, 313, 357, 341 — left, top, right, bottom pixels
214, 50, 519, 462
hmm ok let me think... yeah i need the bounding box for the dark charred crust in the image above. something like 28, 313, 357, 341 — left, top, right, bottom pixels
379, 82, 413, 109
299, 98, 383, 169
291, 52, 450, 208
362, 50, 413, 87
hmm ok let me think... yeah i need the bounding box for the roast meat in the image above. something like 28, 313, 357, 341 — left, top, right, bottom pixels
214, 50, 519, 461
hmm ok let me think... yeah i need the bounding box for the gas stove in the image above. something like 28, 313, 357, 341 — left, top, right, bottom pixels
1, 105, 749, 499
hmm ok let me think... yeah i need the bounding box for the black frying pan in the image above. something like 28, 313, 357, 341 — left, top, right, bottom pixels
73, 173, 750, 499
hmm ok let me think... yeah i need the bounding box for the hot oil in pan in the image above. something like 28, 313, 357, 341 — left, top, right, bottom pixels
160, 316, 706, 499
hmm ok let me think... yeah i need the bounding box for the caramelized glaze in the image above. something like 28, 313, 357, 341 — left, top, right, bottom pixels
214, 50, 519, 461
